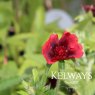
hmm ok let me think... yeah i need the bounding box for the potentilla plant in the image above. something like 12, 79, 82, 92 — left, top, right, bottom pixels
18, 5, 95, 95
83, 5, 95, 17
41, 31, 83, 94
42, 31, 83, 64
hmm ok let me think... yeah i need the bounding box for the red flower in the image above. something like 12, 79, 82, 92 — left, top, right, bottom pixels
83, 5, 95, 17
42, 31, 83, 64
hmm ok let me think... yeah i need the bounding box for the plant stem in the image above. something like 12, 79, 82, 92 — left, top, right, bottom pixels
12, 0, 19, 22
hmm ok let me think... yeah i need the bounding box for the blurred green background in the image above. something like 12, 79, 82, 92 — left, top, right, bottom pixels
0, 0, 95, 95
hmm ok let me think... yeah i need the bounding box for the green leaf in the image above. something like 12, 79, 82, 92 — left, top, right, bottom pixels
17, 91, 29, 95
32, 69, 39, 82
45, 89, 57, 95
0, 76, 21, 91
22, 81, 35, 95
0, 61, 18, 79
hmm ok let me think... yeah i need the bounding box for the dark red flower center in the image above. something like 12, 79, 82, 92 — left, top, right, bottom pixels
55, 46, 66, 56
51, 46, 68, 61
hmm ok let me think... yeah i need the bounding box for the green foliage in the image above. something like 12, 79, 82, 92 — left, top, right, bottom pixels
0, 76, 21, 91
0, 0, 95, 95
